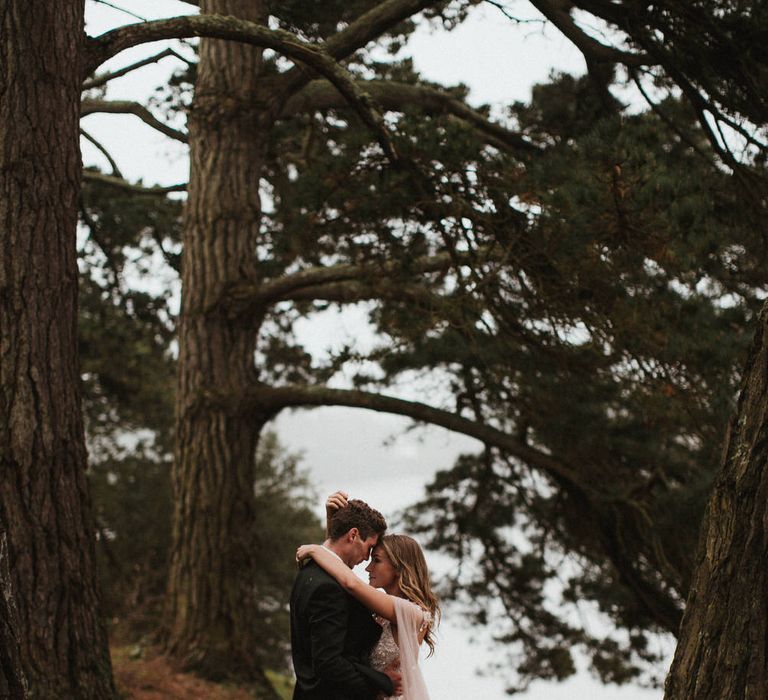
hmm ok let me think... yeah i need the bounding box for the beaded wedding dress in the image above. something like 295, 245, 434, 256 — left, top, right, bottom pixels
369, 597, 432, 700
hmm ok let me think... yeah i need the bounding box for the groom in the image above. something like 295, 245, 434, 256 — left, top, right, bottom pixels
290, 497, 401, 699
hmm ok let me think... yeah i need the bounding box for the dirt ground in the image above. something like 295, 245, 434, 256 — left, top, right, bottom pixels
111, 646, 271, 700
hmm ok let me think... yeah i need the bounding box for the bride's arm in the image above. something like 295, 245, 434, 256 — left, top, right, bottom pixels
297, 544, 396, 622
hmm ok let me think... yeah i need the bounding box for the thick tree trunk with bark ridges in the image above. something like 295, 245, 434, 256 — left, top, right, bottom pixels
163, 1, 279, 692
0, 2, 117, 698
0, 525, 27, 699
664, 304, 768, 699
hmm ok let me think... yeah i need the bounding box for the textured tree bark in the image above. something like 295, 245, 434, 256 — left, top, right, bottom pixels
162, 1, 280, 692
0, 526, 27, 699
0, 2, 117, 698
664, 304, 768, 699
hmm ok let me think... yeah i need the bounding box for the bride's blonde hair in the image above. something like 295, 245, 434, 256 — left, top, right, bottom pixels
377, 534, 441, 656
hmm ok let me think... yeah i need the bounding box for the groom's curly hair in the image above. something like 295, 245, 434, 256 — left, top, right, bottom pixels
328, 499, 387, 541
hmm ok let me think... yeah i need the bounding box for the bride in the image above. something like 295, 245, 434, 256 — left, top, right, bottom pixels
296, 492, 441, 700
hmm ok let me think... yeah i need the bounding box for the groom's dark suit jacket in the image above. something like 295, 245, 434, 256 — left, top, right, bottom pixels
290, 559, 394, 700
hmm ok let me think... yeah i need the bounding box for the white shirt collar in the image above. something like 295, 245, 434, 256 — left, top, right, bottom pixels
321, 544, 344, 563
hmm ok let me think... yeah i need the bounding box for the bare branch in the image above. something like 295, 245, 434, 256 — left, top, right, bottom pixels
655, 59, 762, 173
82, 170, 187, 195
84, 14, 399, 162
278, 0, 441, 98
323, 0, 439, 61
83, 47, 192, 90
81, 98, 189, 143
529, 0, 647, 66
283, 79, 540, 155
484, 0, 546, 25
91, 0, 148, 22
231, 383, 583, 486
145, 226, 182, 272
226, 249, 488, 310
80, 128, 123, 177
274, 280, 444, 306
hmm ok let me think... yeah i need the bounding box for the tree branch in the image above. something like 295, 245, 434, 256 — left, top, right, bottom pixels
82, 170, 187, 195
323, 0, 439, 61
282, 79, 540, 155
84, 14, 398, 162
277, 0, 441, 100
528, 0, 647, 66
83, 47, 191, 90
232, 383, 584, 486
91, 0, 148, 22
630, 70, 713, 163
226, 248, 488, 310
81, 99, 189, 143
268, 280, 451, 310
80, 128, 123, 177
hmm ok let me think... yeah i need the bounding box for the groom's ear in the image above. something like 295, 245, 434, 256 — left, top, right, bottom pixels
348, 528, 359, 542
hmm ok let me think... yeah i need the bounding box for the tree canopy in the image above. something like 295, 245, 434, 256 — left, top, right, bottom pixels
72, 0, 768, 693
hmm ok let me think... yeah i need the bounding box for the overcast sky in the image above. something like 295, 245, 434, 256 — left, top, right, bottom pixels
83, 2, 668, 697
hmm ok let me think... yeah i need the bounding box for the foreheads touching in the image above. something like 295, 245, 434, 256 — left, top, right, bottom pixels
328, 499, 387, 566
375, 534, 428, 581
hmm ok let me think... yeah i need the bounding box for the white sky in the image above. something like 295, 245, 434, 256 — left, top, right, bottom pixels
83, 2, 667, 697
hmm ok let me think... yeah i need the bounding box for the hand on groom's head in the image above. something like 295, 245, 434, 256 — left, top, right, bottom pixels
326, 491, 349, 514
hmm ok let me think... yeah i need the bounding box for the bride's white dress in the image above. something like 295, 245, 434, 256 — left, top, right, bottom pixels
369, 597, 432, 700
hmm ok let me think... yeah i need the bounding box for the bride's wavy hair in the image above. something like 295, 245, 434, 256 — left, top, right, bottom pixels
377, 534, 441, 656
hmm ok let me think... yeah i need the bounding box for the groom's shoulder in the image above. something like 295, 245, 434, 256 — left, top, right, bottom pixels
292, 562, 347, 613
294, 559, 342, 591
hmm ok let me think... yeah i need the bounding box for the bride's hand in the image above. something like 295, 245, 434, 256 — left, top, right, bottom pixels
325, 490, 349, 516
296, 544, 317, 563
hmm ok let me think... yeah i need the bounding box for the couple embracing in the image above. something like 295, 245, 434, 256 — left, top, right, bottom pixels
290, 491, 440, 700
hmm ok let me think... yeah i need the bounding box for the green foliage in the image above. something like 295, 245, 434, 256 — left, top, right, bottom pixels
77, 2, 768, 690
77, 172, 323, 669
248, 432, 324, 671
264, 669, 295, 700
90, 430, 322, 671
605, 0, 768, 127
78, 174, 180, 448
90, 444, 172, 633
243, 60, 766, 690
384, 73, 766, 691
79, 274, 176, 444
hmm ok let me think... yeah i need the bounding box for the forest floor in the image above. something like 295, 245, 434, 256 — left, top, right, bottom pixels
111, 645, 292, 699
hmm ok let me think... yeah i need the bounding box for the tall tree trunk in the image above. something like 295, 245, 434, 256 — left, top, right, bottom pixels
0, 2, 117, 698
163, 2, 279, 692
0, 522, 27, 699
664, 304, 768, 699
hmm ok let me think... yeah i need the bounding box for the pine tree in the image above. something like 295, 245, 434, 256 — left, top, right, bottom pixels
0, 2, 117, 696
7, 0, 762, 691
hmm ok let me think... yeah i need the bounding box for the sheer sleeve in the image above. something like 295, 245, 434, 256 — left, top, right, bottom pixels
392, 597, 431, 700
